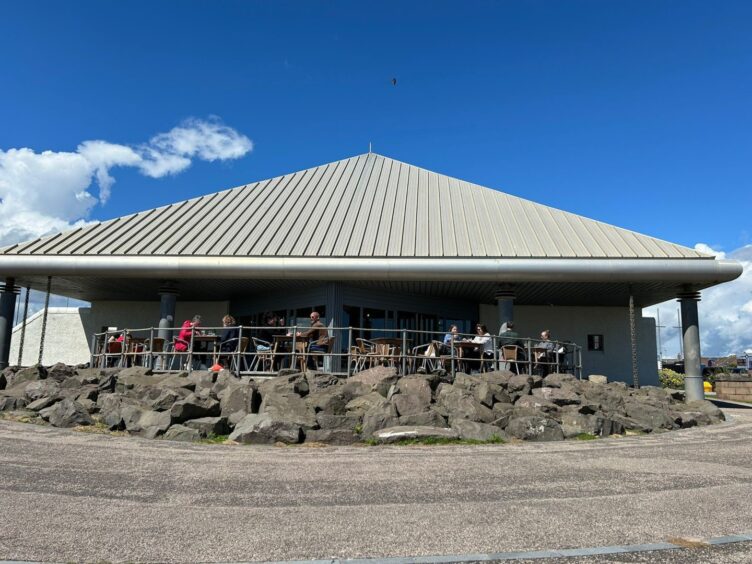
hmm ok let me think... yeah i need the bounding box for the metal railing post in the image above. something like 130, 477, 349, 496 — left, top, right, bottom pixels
188, 326, 195, 374
236, 325, 243, 376
291, 326, 297, 372
526, 338, 533, 376
450, 335, 456, 380
401, 329, 407, 375
148, 327, 154, 369
90, 333, 97, 368
347, 327, 352, 378
492, 335, 498, 372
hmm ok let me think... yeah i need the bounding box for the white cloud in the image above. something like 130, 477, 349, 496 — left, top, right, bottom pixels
644, 243, 752, 358
0, 118, 252, 246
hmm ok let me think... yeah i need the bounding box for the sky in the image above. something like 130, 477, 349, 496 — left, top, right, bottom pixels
0, 1, 750, 357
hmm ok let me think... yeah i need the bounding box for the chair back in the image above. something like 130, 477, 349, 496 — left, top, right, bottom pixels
325, 335, 336, 353
239, 336, 250, 353
502, 345, 519, 361
149, 338, 165, 353
106, 341, 122, 354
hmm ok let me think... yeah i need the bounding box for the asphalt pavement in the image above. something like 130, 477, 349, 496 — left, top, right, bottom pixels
0, 408, 751, 563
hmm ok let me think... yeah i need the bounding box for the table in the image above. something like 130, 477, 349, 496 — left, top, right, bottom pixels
192, 334, 219, 365
272, 334, 307, 370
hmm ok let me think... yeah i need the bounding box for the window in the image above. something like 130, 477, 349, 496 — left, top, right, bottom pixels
588, 334, 604, 351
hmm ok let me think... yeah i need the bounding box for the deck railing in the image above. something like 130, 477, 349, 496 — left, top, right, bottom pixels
90, 325, 583, 379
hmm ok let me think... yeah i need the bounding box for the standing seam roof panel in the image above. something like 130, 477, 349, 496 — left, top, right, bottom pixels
373, 159, 400, 256
221, 177, 285, 255
180, 185, 250, 255
348, 157, 386, 256
438, 174, 457, 256
333, 156, 379, 256
387, 162, 409, 256
358, 158, 391, 256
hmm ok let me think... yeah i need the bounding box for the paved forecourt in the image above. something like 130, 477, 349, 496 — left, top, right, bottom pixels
0, 409, 751, 563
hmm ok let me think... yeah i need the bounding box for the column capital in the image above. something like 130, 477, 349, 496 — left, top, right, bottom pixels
677, 290, 701, 302
494, 283, 516, 301
1, 278, 16, 294
158, 281, 179, 296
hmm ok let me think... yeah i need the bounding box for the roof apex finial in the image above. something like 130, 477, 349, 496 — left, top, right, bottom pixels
368, 141, 372, 154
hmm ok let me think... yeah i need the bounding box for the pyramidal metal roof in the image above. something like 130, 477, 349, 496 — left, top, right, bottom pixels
1, 153, 708, 260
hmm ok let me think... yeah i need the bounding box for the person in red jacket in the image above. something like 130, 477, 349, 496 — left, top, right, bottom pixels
174, 315, 202, 352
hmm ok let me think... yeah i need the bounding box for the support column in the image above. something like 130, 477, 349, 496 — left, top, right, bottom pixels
678, 290, 703, 402
0, 278, 18, 370
158, 283, 179, 344
325, 282, 344, 373
495, 284, 515, 333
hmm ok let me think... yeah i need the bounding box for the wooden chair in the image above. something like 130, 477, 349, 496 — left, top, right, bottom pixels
104, 341, 124, 368
230, 336, 250, 374
251, 337, 273, 372
354, 338, 376, 372
307, 336, 336, 372
145, 337, 165, 369
501, 345, 523, 375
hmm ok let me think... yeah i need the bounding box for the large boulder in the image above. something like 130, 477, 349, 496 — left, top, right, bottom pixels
97, 394, 144, 430
345, 391, 388, 416
371, 426, 459, 444
260, 391, 317, 430
305, 372, 342, 392
138, 410, 173, 438
675, 400, 725, 422
219, 382, 259, 418
543, 373, 578, 388
26, 396, 61, 411
11, 365, 47, 387
531, 386, 580, 406
163, 425, 201, 442
507, 374, 534, 399
39, 398, 93, 428
316, 413, 362, 431
229, 413, 303, 444
491, 402, 515, 428
46, 363, 76, 383
347, 366, 400, 397
305, 387, 347, 415
399, 408, 446, 428
515, 395, 559, 414
23, 380, 61, 402
361, 404, 400, 437
451, 420, 507, 441
453, 374, 509, 407
559, 410, 605, 438
149, 388, 190, 411
258, 372, 309, 398
305, 428, 360, 445
624, 401, 676, 431
184, 416, 230, 437
435, 385, 495, 424
170, 393, 221, 423
506, 415, 564, 441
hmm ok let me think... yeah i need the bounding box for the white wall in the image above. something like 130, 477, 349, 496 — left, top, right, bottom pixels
9, 307, 91, 366
478, 304, 659, 386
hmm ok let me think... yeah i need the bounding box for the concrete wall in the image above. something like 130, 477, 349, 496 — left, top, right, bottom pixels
9, 307, 91, 366
478, 304, 659, 386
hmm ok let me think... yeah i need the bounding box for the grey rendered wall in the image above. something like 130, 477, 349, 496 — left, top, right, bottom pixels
10, 307, 91, 366
478, 304, 659, 386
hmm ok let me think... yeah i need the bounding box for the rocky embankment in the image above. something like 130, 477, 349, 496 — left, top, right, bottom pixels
0, 364, 724, 444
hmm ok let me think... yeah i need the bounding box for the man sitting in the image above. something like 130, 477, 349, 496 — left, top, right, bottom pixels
297, 311, 328, 370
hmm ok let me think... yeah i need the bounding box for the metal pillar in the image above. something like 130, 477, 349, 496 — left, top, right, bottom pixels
37, 276, 52, 365
0, 278, 18, 370
158, 283, 178, 343
495, 284, 515, 333
628, 293, 639, 389
678, 290, 703, 402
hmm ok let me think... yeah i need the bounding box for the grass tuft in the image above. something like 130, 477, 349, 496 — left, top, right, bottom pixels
575, 433, 598, 441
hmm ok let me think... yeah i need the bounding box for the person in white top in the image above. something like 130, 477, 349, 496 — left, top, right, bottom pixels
463, 323, 494, 372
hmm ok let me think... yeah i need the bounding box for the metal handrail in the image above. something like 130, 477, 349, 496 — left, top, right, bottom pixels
89, 325, 583, 379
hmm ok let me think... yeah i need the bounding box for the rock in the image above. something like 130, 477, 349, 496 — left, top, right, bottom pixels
97, 394, 143, 430
184, 416, 230, 437
97, 371, 118, 393
305, 387, 347, 415
23, 380, 61, 402
0, 395, 27, 411
46, 363, 76, 383
451, 420, 507, 441
371, 426, 459, 444
361, 404, 399, 437
12, 365, 47, 386
453, 374, 507, 407
316, 413, 361, 431
305, 372, 341, 392
677, 400, 725, 422
600, 417, 625, 436
75, 368, 104, 384
137, 410, 172, 437
624, 401, 676, 431
491, 402, 515, 428
588, 374, 608, 384
480, 370, 515, 387
435, 385, 495, 424
121, 404, 147, 432
515, 395, 559, 414
219, 382, 259, 417
26, 396, 60, 411
560, 411, 604, 438
259, 373, 309, 398
543, 373, 578, 388
347, 366, 400, 397
304, 428, 360, 445
163, 425, 201, 442
532, 386, 580, 406
395, 376, 433, 403
150, 388, 190, 411
507, 374, 533, 398
391, 393, 431, 417
155, 374, 196, 392
229, 413, 303, 444
582, 383, 625, 413
260, 392, 317, 430
77, 398, 96, 413
345, 391, 388, 416
39, 399, 93, 428
170, 393, 221, 423
506, 415, 564, 441
211, 370, 238, 396
399, 408, 446, 428
188, 371, 216, 394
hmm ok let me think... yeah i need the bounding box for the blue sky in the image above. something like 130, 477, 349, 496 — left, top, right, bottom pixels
1, 1, 751, 356
2, 0, 750, 251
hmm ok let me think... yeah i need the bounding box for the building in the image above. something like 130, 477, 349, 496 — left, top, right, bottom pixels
0, 153, 742, 396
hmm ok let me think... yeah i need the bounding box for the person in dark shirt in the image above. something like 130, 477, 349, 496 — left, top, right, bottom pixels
219, 315, 240, 352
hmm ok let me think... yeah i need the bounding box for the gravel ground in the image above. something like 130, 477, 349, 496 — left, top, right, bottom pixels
0, 408, 750, 563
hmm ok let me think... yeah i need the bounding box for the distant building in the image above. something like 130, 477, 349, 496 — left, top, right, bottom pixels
0, 153, 742, 392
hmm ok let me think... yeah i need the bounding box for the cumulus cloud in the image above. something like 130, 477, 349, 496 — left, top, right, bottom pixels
0, 118, 252, 246
644, 243, 752, 358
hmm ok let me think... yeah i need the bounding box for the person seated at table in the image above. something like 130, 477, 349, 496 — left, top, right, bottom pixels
534, 329, 556, 375
462, 323, 494, 371
219, 315, 240, 352
440, 324, 459, 354
297, 311, 328, 369
174, 315, 202, 352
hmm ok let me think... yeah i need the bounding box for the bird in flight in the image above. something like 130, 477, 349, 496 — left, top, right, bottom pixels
391, 78, 397, 86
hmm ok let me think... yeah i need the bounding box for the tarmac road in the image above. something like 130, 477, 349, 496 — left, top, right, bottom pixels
0, 409, 751, 563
